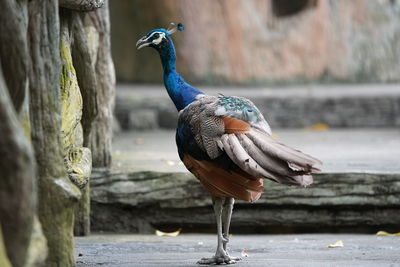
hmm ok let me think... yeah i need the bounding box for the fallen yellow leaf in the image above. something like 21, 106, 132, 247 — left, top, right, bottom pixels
306, 123, 330, 131
155, 228, 181, 237
327, 240, 343, 248
376, 231, 400, 236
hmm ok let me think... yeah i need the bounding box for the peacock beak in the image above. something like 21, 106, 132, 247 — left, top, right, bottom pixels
136, 36, 150, 50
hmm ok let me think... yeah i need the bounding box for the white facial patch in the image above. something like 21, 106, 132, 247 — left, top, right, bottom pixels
151, 32, 166, 45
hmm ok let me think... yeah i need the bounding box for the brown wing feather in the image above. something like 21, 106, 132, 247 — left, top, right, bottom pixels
222, 116, 251, 134
182, 154, 263, 202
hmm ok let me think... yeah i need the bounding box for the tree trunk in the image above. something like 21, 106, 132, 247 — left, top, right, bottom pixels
73, 185, 91, 236
0, 0, 29, 113
60, 0, 105, 11
0, 1, 115, 265
0, 63, 36, 267
0, 230, 11, 267
0, 2, 37, 267
84, 1, 115, 168
28, 1, 81, 266
69, 1, 115, 235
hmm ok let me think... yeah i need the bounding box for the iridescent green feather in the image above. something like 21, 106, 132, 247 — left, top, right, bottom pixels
217, 96, 262, 123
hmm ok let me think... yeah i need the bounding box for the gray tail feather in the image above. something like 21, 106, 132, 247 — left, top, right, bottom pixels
225, 129, 321, 187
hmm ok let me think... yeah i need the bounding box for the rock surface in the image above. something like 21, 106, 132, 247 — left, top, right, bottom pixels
90, 129, 400, 233
110, 0, 400, 84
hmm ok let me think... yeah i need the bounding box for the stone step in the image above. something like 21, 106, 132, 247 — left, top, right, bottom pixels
91, 129, 400, 233
115, 84, 400, 130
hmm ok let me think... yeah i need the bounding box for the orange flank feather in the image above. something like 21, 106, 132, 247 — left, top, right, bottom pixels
182, 154, 263, 202
222, 116, 250, 134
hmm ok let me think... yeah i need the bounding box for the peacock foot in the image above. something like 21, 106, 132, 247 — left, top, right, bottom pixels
197, 250, 242, 265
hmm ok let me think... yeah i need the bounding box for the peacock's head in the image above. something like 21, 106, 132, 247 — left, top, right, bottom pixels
136, 23, 184, 50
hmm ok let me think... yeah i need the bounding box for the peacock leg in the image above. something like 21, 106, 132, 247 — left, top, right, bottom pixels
197, 197, 238, 265
222, 197, 234, 251
221, 198, 241, 262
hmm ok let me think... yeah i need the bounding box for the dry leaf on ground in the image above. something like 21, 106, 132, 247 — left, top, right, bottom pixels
155, 229, 182, 237
327, 240, 344, 248
306, 123, 330, 131
376, 231, 400, 236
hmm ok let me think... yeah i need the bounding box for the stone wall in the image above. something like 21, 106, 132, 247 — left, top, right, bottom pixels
110, 0, 400, 84
90, 170, 400, 234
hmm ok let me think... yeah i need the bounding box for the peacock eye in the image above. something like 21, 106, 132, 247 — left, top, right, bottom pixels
152, 33, 160, 39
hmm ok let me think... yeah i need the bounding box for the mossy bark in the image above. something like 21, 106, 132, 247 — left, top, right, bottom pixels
0, 230, 11, 267
83, 2, 115, 168
0, 2, 49, 267
60, 12, 92, 190
0, 1, 114, 265
60, 0, 105, 11
74, 185, 91, 236
0, 61, 36, 267
25, 216, 48, 267
59, 10, 94, 236
70, 2, 116, 235
28, 1, 81, 266
0, 0, 29, 112
0, 1, 37, 263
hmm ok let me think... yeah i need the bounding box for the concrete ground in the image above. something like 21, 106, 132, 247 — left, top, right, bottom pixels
75, 234, 400, 267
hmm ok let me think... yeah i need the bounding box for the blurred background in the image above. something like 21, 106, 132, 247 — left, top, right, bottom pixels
90, 0, 400, 234
111, 0, 400, 84
109, 0, 400, 131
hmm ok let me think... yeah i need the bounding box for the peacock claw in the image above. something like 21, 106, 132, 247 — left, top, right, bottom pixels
197, 255, 242, 265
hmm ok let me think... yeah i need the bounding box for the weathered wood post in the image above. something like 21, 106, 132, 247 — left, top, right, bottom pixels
58, 0, 115, 236
0, 1, 38, 267
0, 64, 36, 267
0, 0, 115, 265
28, 1, 82, 266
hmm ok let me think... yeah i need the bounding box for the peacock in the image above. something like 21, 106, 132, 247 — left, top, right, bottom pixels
136, 23, 321, 265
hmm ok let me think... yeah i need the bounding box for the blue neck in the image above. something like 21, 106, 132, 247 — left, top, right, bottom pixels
157, 36, 203, 111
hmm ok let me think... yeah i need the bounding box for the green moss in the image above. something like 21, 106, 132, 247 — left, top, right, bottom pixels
59, 39, 92, 189
40, 177, 81, 267
0, 229, 11, 267
60, 40, 83, 154
25, 216, 47, 267
66, 147, 92, 188
18, 86, 32, 141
